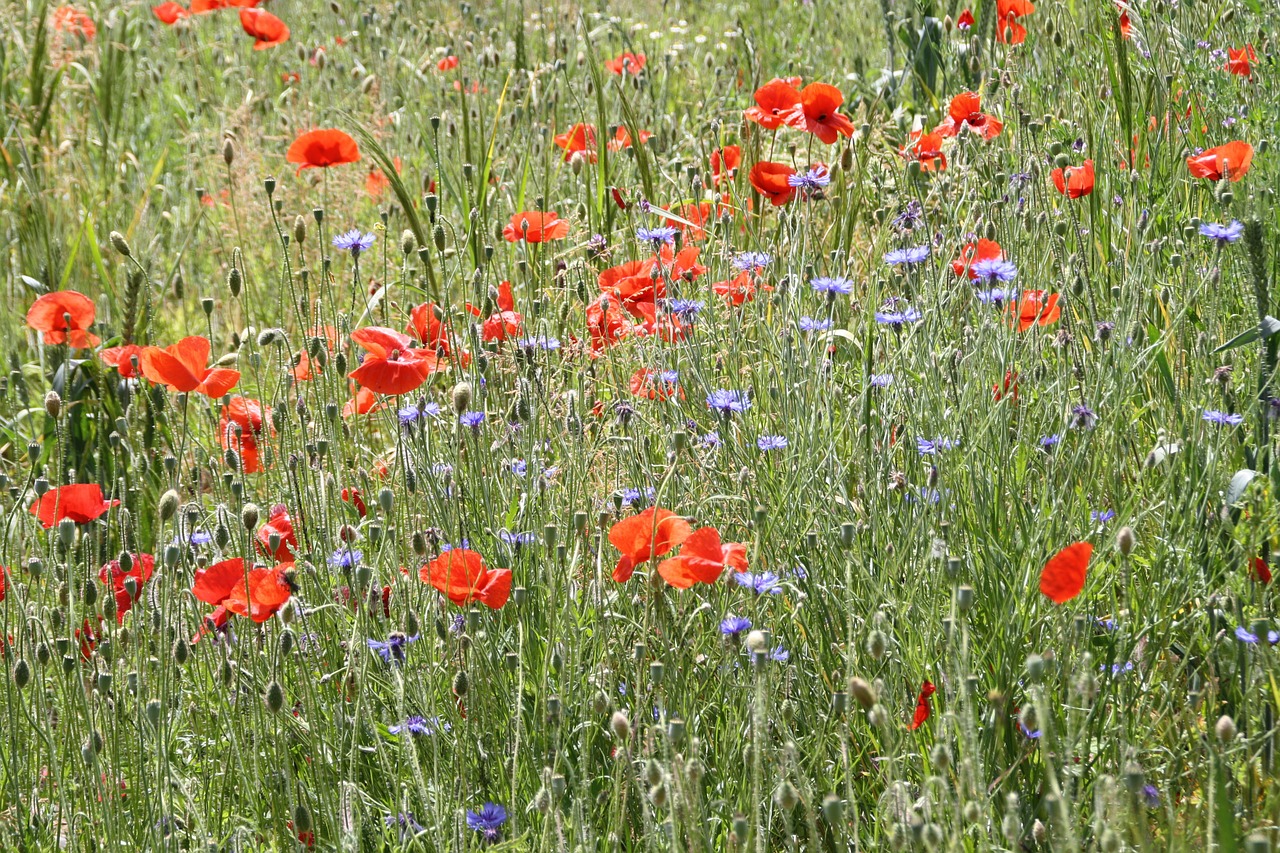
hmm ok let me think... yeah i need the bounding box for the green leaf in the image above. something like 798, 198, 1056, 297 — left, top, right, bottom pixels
1213, 316, 1280, 353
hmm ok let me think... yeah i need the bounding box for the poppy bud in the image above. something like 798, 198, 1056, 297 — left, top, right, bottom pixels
109, 230, 131, 257
13, 659, 30, 690
866, 629, 887, 660
44, 391, 61, 418
452, 381, 473, 414
222, 138, 235, 166
570, 151, 586, 174
159, 489, 180, 522
145, 699, 162, 726
848, 677, 877, 709
265, 681, 285, 713
452, 670, 469, 697
745, 630, 767, 653
227, 267, 242, 298
610, 710, 631, 739
1116, 526, 1136, 556
241, 503, 259, 530
58, 518, 76, 548
172, 637, 189, 666
1215, 714, 1236, 742
433, 224, 446, 251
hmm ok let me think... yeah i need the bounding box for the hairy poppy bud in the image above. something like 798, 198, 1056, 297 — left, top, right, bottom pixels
1116, 526, 1136, 556
145, 699, 162, 726
227, 266, 242, 298
222, 138, 235, 166
866, 629, 887, 660
265, 681, 285, 713
452, 382, 473, 414
159, 489, 180, 522
433, 224, 446, 251
610, 710, 631, 739
848, 677, 877, 709
13, 659, 30, 690
401, 229, 416, 255
44, 391, 61, 418
1216, 714, 1236, 742
241, 503, 260, 531
109, 230, 131, 257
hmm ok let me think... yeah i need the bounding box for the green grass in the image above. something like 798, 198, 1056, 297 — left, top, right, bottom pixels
1, 0, 1280, 849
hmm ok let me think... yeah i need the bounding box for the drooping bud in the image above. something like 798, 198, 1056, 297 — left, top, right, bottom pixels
109, 230, 132, 257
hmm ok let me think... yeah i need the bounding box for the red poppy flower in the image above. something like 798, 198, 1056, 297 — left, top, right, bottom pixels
348, 327, 437, 395
30, 484, 119, 528
996, 0, 1034, 43
420, 549, 511, 609
629, 367, 684, 401
286, 129, 360, 174
0, 568, 6, 603
951, 239, 1003, 278
1010, 290, 1061, 331
292, 325, 340, 381
341, 487, 367, 517
256, 505, 298, 562
194, 558, 294, 624
99, 344, 145, 378
140, 336, 241, 397
599, 258, 662, 306
406, 305, 468, 367
26, 291, 99, 348
607, 126, 653, 152
1225, 45, 1257, 78
713, 271, 770, 306
935, 92, 1003, 140
786, 82, 855, 145
658, 244, 707, 281
502, 211, 570, 243
99, 554, 155, 624
220, 397, 271, 473
1117, 5, 1132, 39
342, 385, 386, 418
365, 169, 388, 198
910, 681, 936, 730
435, 54, 459, 71
1252, 556, 1272, 584
993, 370, 1019, 403
153, 2, 189, 23
240, 8, 288, 49
957, 8, 974, 28
605, 52, 646, 75
656, 526, 748, 589
744, 78, 803, 130
1040, 541, 1092, 603
553, 123, 597, 162
901, 131, 947, 172
1051, 159, 1095, 198
748, 161, 798, 206
608, 506, 692, 583
478, 282, 524, 343
586, 296, 635, 355
710, 146, 741, 185
52, 6, 95, 39
1186, 141, 1253, 182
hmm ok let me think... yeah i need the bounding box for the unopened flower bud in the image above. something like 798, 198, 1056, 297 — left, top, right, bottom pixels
109, 230, 131, 257
1116, 526, 1135, 556
44, 391, 61, 418
1216, 714, 1237, 742
610, 710, 631, 739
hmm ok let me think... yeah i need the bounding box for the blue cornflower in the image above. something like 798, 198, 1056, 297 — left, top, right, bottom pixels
1236, 626, 1259, 644
388, 714, 446, 735
733, 251, 772, 271
384, 813, 426, 841
1071, 404, 1097, 430
701, 431, 722, 448
1095, 617, 1119, 632
499, 530, 537, 547
1040, 434, 1062, 449
658, 369, 679, 385
706, 389, 750, 415
667, 298, 705, 321
869, 373, 894, 388
757, 435, 788, 451
811, 276, 854, 296
509, 459, 528, 477
619, 486, 656, 507
917, 436, 957, 455
398, 405, 421, 424
1018, 719, 1042, 739
1091, 509, 1116, 524
466, 804, 508, 842
976, 287, 1018, 305
333, 229, 376, 256
189, 530, 212, 546
883, 245, 930, 266
787, 166, 831, 192
432, 462, 454, 478
1141, 785, 1160, 809
972, 258, 1018, 283
636, 225, 679, 247
1102, 660, 1135, 675
736, 572, 782, 594
799, 316, 833, 332
459, 410, 486, 429
1199, 220, 1243, 244
720, 615, 752, 636
875, 305, 922, 326
1203, 409, 1244, 426
329, 548, 363, 568
515, 335, 561, 350
892, 200, 923, 230
367, 632, 419, 665
770, 644, 790, 662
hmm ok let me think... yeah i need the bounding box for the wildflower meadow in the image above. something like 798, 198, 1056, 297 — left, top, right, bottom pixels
2, 0, 1279, 848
